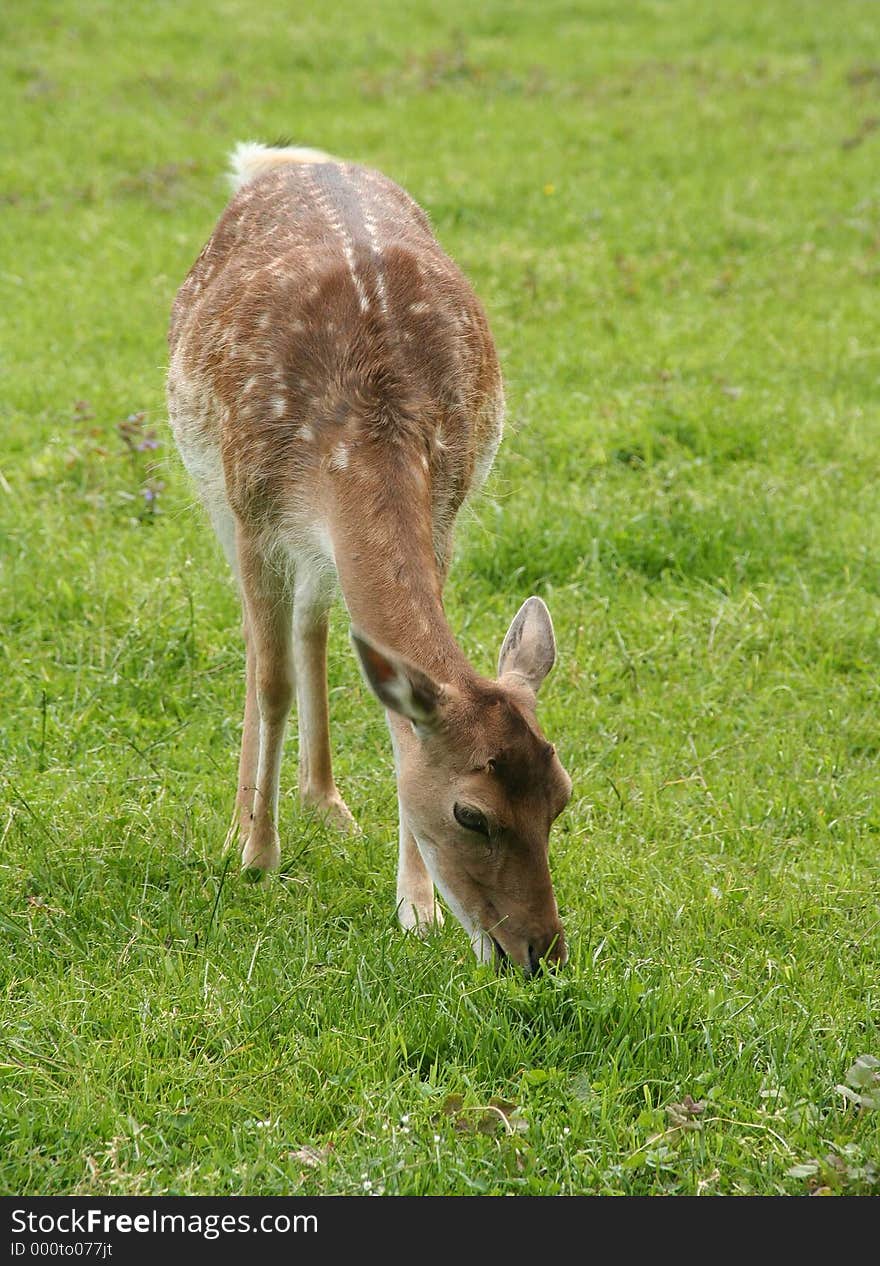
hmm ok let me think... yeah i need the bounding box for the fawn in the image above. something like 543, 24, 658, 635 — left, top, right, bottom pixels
167, 142, 571, 974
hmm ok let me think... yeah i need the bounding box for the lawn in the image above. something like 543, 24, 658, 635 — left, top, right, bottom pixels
1, 0, 879, 1195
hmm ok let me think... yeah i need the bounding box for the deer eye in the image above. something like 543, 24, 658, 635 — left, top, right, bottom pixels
453, 803, 489, 837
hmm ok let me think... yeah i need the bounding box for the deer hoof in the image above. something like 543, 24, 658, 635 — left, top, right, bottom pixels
241, 830, 281, 875
304, 791, 360, 834
398, 899, 445, 937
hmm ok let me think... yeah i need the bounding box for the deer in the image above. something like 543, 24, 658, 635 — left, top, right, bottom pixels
166, 141, 572, 976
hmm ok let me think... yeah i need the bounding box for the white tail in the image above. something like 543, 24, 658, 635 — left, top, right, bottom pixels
227, 140, 337, 192
167, 143, 571, 974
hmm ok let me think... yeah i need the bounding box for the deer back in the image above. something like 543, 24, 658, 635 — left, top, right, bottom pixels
167, 157, 503, 537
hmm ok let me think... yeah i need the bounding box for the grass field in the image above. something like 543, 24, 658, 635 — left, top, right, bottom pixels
2, 0, 879, 1195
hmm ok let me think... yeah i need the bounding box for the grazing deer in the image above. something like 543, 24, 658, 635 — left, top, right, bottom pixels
167, 142, 571, 974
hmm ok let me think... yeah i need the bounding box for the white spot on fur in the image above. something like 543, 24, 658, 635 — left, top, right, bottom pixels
271, 395, 287, 418
299, 425, 315, 442
361, 200, 389, 318
329, 442, 349, 471
305, 168, 371, 315
242, 375, 259, 395
342, 240, 371, 313
409, 301, 430, 315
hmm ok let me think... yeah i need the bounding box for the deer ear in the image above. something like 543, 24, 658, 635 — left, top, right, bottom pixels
497, 596, 556, 694
350, 629, 444, 734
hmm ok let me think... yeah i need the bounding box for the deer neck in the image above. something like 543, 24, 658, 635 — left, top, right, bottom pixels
326, 448, 472, 686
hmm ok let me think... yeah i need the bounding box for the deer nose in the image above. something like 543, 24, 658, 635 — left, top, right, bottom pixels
525, 926, 567, 978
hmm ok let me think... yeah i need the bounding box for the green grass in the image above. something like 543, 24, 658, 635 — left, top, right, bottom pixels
2, 0, 879, 1195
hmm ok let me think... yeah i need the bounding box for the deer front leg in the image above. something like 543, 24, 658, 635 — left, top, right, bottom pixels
237, 529, 295, 873
396, 804, 444, 934
293, 569, 356, 831
388, 720, 443, 933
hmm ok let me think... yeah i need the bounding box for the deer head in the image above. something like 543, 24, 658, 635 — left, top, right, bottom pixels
353, 597, 571, 975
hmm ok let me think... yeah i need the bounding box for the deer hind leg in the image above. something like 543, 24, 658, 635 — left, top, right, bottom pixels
236, 525, 295, 872
236, 611, 260, 843
293, 564, 357, 832
188, 498, 261, 849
